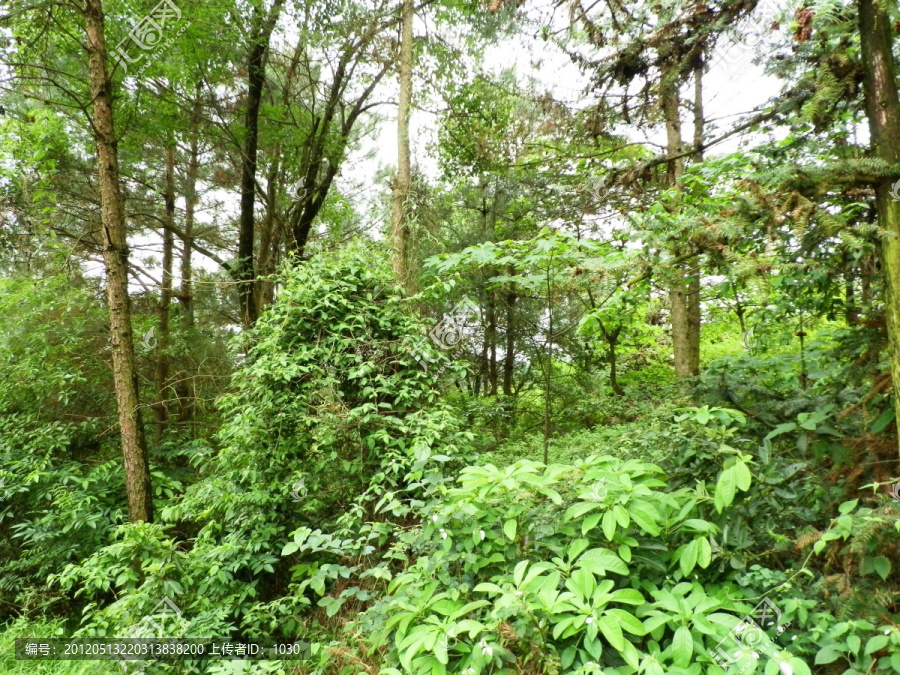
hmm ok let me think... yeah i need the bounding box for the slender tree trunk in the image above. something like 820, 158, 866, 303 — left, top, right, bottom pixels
390, 0, 414, 293
663, 68, 701, 380
237, 0, 285, 327
176, 93, 199, 428
503, 287, 516, 396
858, 0, 900, 453
543, 262, 553, 464
488, 290, 498, 395
603, 324, 625, 396
693, 60, 704, 158
84, 0, 153, 522
843, 251, 858, 326
180, 93, 199, 331
154, 143, 176, 444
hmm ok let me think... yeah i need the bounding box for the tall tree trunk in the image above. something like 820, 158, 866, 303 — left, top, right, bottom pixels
843, 251, 858, 326
663, 68, 701, 380
488, 289, 498, 395
858, 0, 900, 452
154, 143, 176, 444
237, 0, 285, 327
604, 325, 624, 396
390, 0, 414, 293
84, 0, 153, 522
180, 95, 198, 331
176, 92, 200, 427
543, 263, 554, 464
503, 287, 516, 396
693, 60, 704, 159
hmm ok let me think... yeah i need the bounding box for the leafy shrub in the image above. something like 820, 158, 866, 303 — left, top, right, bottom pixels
55, 242, 473, 670
351, 453, 809, 674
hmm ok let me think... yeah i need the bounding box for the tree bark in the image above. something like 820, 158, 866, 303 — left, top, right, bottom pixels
603, 324, 624, 396
503, 287, 516, 396
663, 68, 701, 380
858, 0, 900, 452
487, 290, 498, 395
175, 91, 200, 428
84, 0, 153, 522
154, 143, 176, 444
237, 0, 285, 327
180, 91, 199, 331
390, 0, 414, 293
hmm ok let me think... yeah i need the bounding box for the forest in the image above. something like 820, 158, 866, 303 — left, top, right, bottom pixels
1, 0, 900, 673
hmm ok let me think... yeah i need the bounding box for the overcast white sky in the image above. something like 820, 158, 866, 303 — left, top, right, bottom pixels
81, 0, 788, 290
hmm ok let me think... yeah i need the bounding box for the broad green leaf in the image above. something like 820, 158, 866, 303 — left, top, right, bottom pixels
838, 499, 858, 514
576, 548, 629, 576
865, 634, 888, 654
568, 538, 591, 561
628, 501, 660, 535
613, 504, 630, 529
680, 539, 698, 576
605, 608, 646, 635
503, 519, 517, 541
814, 647, 841, 664
583, 512, 603, 535
714, 466, 737, 513
697, 537, 712, 568
734, 460, 752, 492
671, 625, 693, 667
602, 510, 617, 540
597, 615, 625, 651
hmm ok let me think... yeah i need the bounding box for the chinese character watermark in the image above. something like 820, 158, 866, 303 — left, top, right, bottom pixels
710, 597, 793, 674
290, 477, 307, 502
116, 597, 182, 673
113, 0, 190, 79
412, 296, 482, 375
742, 327, 756, 351
709, 0, 781, 78
888, 481, 900, 502
140, 327, 157, 351
585, 479, 607, 502
889, 179, 900, 203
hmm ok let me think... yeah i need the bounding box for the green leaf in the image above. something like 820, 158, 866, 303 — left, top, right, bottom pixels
671, 625, 693, 667
473, 583, 503, 594
604, 608, 646, 635
865, 634, 888, 654
838, 499, 858, 514
597, 615, 625, 651
281, 542, 299, 556
679, 539, 698, 576
583, 512, 603, 536
613, 504, 630, 529
873, 556, 891, 580
576, 548, 629, 576
814, 647, 841, 664
602, 510, 617, 541
871, 406, 895, 434
503, 519, 517, 541
734, 460, 752, 492
714, 466, 737, 513
627, 501, 660, 535
766, 422, 798, 440
568, 538, 591, 561
697, 537, 712, 568
609, 588, 644, 605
